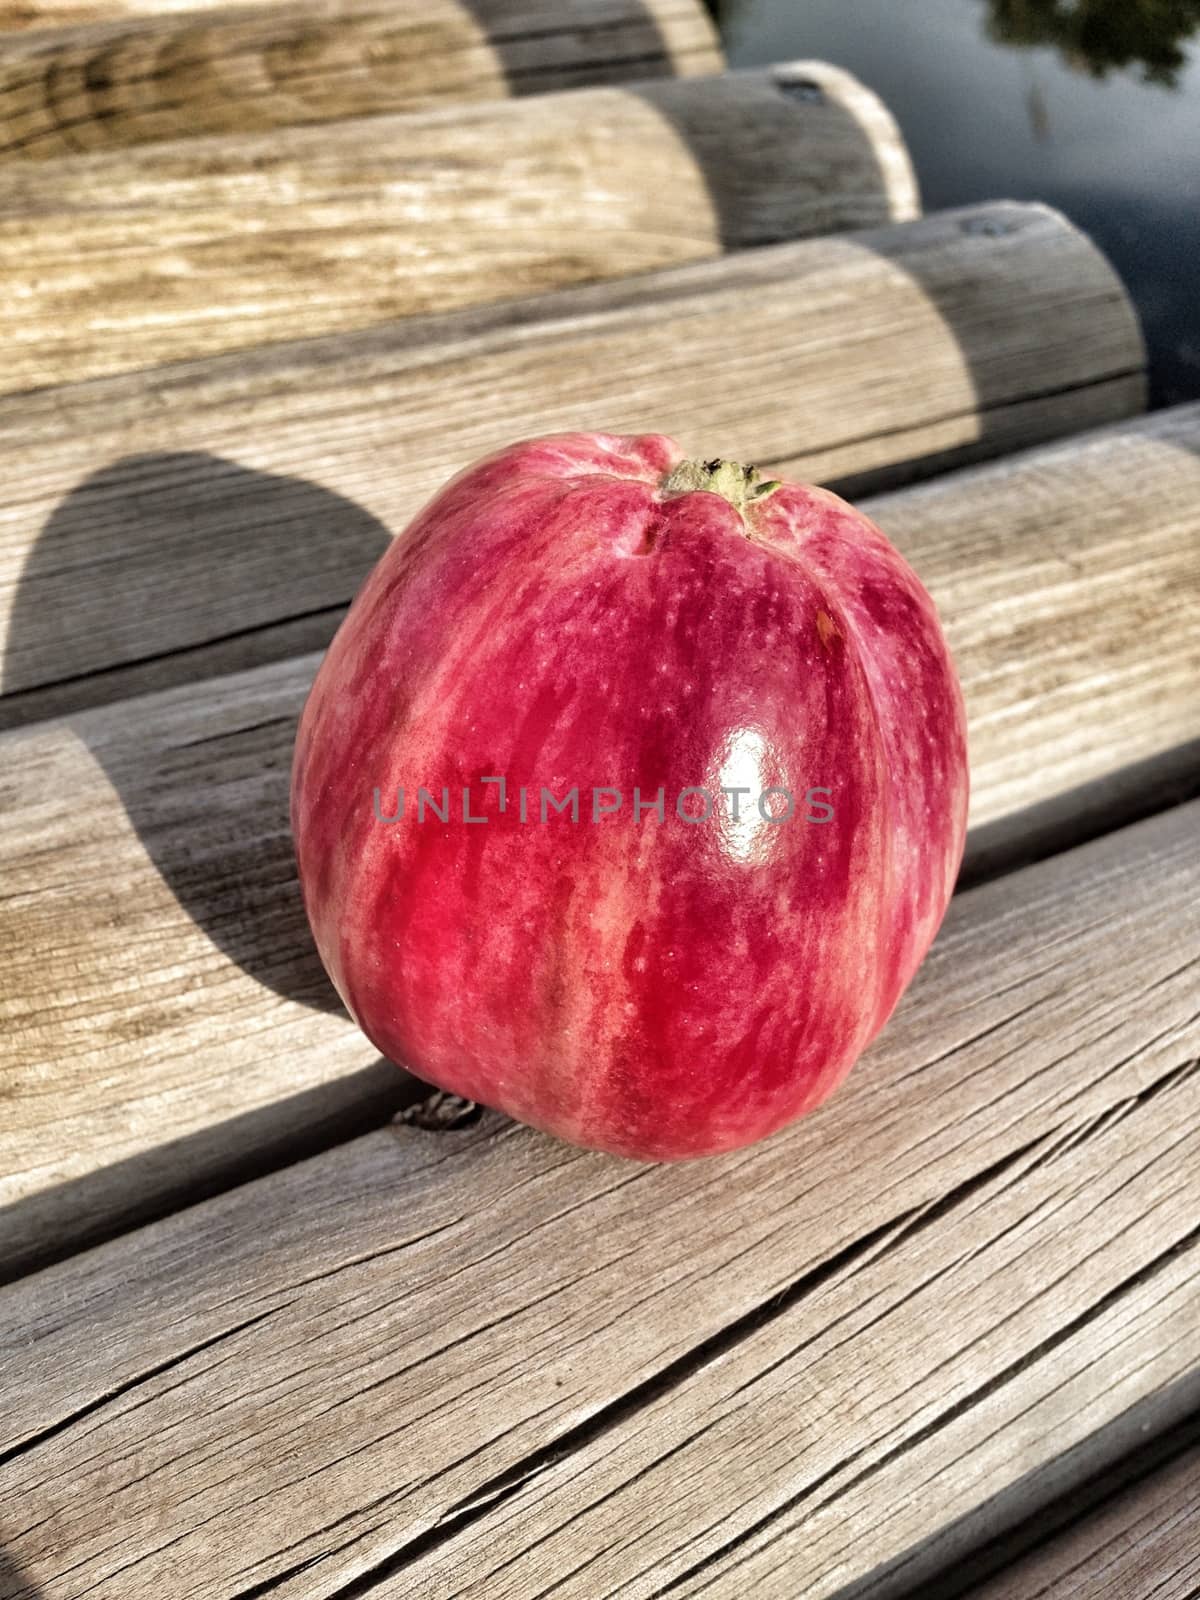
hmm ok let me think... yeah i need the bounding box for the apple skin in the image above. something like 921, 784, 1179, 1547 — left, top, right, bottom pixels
291, 433, 968, 1160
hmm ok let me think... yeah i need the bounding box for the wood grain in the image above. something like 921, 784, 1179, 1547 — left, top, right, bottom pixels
0, 59, 919, 397
0, 202, 1143, 715
1, 404, 1196, 1280
1, 0, 241, 20
0, 0, 720, 29
0, 802, 1196, 1600
0, 0, 722, 156
968, 1440, 1200, 1600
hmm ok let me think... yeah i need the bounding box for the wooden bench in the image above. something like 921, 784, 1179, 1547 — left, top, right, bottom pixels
0, 0, 724, 152
0, 5, 1196, 1597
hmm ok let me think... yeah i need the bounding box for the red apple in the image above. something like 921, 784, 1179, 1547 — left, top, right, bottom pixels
292, 433, 968, 1159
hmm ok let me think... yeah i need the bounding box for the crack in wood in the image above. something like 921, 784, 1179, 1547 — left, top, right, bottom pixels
656, 1223, 1200, 1598
0, 1301, 289, 1471
233, 1140, 1067, 1599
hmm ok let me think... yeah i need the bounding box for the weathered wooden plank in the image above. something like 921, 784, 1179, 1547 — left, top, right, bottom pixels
1, 404, 1196, 1279
0, 0, 717, 29
0, 59, 919, 398
0, 0, 723, 157
0, 802, 1196, 1600
370, 1077, 1200, 1600
967, 1438, 1200, 1600
0, 0, 354, 22
0, 202, 1143, 716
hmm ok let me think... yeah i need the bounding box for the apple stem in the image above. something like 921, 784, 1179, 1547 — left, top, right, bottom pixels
661, 458, 782, 518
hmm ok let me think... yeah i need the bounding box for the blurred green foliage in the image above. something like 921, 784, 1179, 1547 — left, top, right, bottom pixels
986, 0, 1200, 86
704, 0, 1199, 88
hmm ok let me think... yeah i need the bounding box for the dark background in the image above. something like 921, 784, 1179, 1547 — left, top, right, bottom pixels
709, 0, 1200, 408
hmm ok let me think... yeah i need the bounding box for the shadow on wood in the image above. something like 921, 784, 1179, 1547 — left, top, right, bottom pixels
0, 214, 1166, 1297
0, 205, 1143, 725
3, 452, 392, 1014
0, 61, 915, 394
832, 1374, 1200, 1600
0, 1055, 420, 1286
0, 804, 1196, 1597
454, 0, 718, 93
0, 1548, 44, 1600
0, 0, 722, 158
955, 1408, 1200, 1600
959, 736, 1200, 891
824, 206, 1146, 499
625, 58, 917, 251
